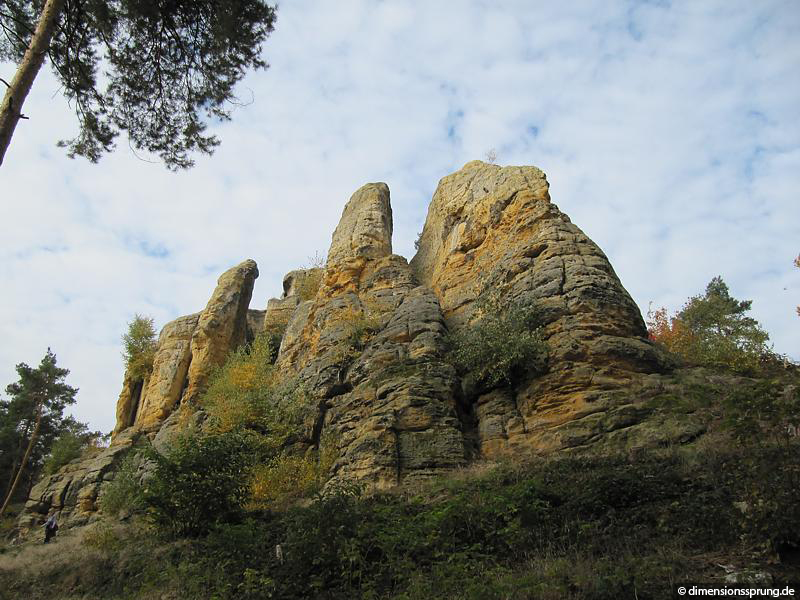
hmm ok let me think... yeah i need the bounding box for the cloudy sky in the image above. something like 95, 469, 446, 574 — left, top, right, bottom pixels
1, 0, 798, 434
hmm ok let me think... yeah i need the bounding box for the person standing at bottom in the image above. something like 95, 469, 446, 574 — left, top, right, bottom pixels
43, 512, 58, 544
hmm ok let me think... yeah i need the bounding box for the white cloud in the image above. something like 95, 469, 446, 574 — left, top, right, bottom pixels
1, 0, 798, 433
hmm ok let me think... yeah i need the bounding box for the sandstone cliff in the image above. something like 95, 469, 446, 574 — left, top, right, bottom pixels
19, 160, 689, 534
411, 161, 671, 455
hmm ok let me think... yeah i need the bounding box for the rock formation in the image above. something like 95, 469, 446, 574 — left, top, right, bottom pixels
19, 160, 686, 534
411, 161, 670, 455
276, 182, 466, 488
183, 259, 259, 405
114, 313, 199, 435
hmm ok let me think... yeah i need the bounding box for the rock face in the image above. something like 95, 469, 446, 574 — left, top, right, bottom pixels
262, 268, 323, 346
22, 260, 261, 532
411, 160, 668, 455
184, 259, 259, 405
17, 430, 138, 534
20, 161, 684, 534
109, 259, 259, 438
130, 313, 199, 432
276, 183, 466, 488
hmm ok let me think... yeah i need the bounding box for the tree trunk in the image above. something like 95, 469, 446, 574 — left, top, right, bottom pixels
4, 420, 32, 493
0, 403, 42, 517
0, 0, 66, 167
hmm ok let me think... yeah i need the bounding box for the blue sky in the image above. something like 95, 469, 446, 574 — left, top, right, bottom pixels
1, 0, 798, 433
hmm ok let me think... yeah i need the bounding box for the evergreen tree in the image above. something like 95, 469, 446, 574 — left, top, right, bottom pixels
648, 277, 772, 374
0, 348, 78, 516
0, 0, 277, 168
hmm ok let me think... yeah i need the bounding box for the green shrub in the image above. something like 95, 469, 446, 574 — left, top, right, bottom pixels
98, 449, 147, 517
722, 380, 800, 444
42, 433, 84, 475
141, 431, 256, 538
446, 293, 547, 391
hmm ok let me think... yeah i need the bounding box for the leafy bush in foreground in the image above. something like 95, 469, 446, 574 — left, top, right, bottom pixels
141, 431, 255, 538
447, 293, 547, 391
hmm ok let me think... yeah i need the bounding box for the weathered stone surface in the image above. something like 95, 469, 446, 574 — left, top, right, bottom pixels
282, 268, 324, 300
111, 261, 259, 439
132, 313, 199, 431
277, 183, 399, 376
277, 184, 466, 488
323, 285, 467, 488
17, 430, 139, 536
151, 407, 205, 453
411, 160, 669, 456
327, 183, 392, 264
112, 371, 147, 436
261, 268, 323, 356
17, 163, 713, 540
246, 309, 266, 341
184, 259, 259, 404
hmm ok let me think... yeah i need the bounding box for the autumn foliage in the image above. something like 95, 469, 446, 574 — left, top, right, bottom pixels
199, 331, 336, 511
647, 277, 773, 375
645, 306, 696, 358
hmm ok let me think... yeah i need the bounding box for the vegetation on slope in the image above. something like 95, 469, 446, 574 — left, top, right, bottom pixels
647, 276, 783, 375
1, 425, 798, 599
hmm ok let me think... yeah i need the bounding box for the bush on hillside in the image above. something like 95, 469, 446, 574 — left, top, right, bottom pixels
247, 436, 338, 511
446, 293, 547, 391
195, 332, 337, 513
5, 439, 800, 599
202, 332, 310, 442
721, 380, 800, 444
141, 431, 256, 538
98, 449, 148, 517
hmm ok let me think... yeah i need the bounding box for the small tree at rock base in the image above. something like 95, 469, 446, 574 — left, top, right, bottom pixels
141, 431, 255, 538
